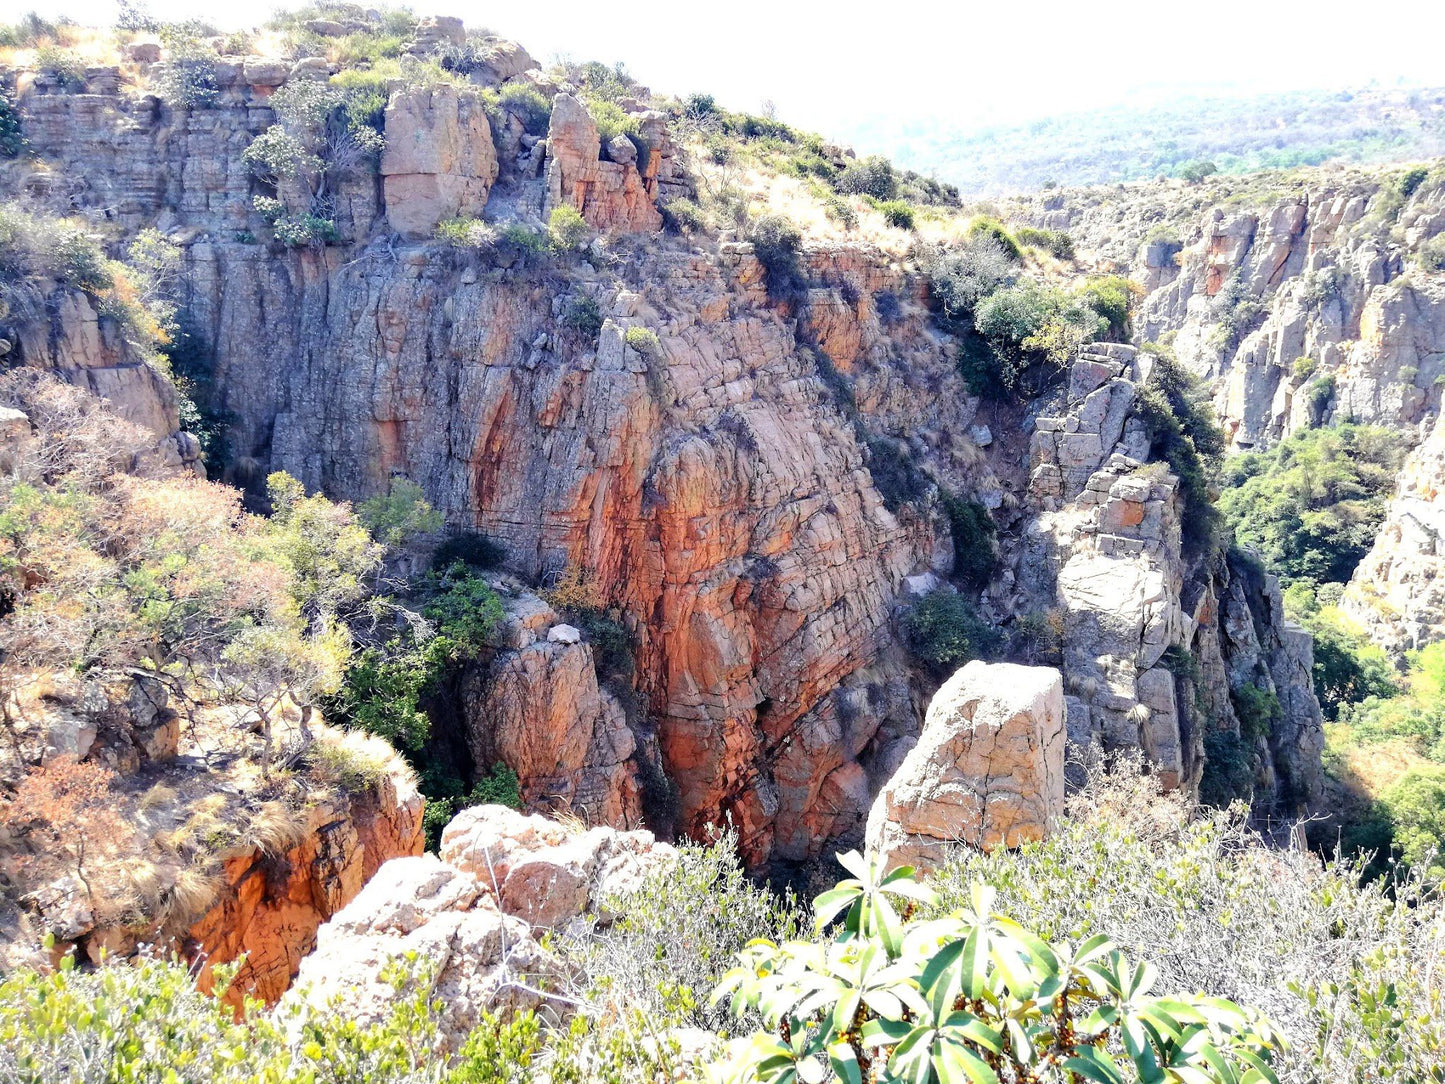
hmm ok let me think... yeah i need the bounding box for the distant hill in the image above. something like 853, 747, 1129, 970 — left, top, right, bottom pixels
843, 84, 1445, 195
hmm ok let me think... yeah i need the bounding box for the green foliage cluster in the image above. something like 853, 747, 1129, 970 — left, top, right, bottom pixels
712, 849, 1283, 1084
1218, 425, 1405, 588
864, 437, 927, 511
748, 213, 806, 302
548, 205, 591, 253
1014, 226, 1076, 260
0, 949, 562, 1084
1131, 348, 1226, 556
1207, 274, 1265, 353
939, 494, 997, 590
154, 22, 222, 107
484, 82, 553, 136
0, 12, 58, 48
876, 200, 915, 230
1229, 682, 1280, 742
0, 92, 25, 158
1199, 731, 1257, 809
905, 591, 1002, 678
561, 294, 604, 338
1282, 587, 1397, 720
969, 281, 1108, 397
360, 478, 445, 548
966, 217, 1023, 261
624, 325, 662, 357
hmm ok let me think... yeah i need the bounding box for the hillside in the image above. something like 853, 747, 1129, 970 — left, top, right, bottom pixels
848, 83, 1445, 194
0, 6, 1442, 1083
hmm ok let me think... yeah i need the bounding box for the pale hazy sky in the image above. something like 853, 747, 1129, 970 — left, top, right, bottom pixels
14, 0, 1445, 149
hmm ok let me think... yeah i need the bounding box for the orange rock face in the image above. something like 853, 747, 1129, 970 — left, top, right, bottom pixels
189, 766, 424, 1006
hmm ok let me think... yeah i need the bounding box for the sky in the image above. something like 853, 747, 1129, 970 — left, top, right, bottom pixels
17, 0, 1445, 150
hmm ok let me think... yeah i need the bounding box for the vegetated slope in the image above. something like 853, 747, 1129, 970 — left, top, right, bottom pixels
849, 83, 1445, 195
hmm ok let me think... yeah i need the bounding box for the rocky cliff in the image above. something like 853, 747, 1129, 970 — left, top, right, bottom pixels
0, 17, 1328, 879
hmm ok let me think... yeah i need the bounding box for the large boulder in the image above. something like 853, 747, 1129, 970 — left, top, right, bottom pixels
286, 805, 676, 1050
865, 661, 1066, 872
381, 85, 498, 239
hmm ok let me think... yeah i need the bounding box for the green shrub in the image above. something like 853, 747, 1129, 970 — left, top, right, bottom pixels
1230, 681, 1281, 741
1015, 225, 1076, 259
1381, 765, 1445, 878
359, 478, 444, 547
1209, 272, 1265, 352
1132, 347, 1226, 557
833, 155, 897, 200
498, 223, 549, 255
747, 213, 805, 302
864, 437, 925, 511
940, 493, 996, 589
965, 216, 1022, 261
970, 280, 1104, 398
712, 850, 1282, 1084
0, 93, 25, 158
547, 205, 590, 252
905, 590, 1002, 677
661, 197, 706, 233
1291, 355, 1318, 381
432, 530, 507, 570
1307, 374, 1336, 419
623, 325, 661, 357
924, 237, 1018, 321
435, 216, 497, 250
1397, 165, 1429, 200
34, 45, 86, 91
586, 98, 647, 160
1075, 274, 1136, 340
468, 762, 522, 809
495, 82, 552, 135
271, 213, 339, 248
821, 194, 858, 230
1180, 159, 1219, 183
1417, 233, 1445, 273
560, 295, 604, 338
925, 764, 1445, 1080
875, 199, 915, 230
1287, 596, 1399, 718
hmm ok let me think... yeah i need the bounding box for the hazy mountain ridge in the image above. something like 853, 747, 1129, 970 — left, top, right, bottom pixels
848, 83, 1445, 195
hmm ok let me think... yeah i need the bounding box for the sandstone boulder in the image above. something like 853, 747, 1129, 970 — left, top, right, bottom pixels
381, 85, 498, 239
439, 804, 674, 928
284, 854, 563, 1051
288, 805, 676, 1050
865, 661, 1066, 872
544, 94, 662, 233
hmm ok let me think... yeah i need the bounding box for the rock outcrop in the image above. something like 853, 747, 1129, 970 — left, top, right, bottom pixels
1342, 411, 1445, 655
286, 805, 675, 1050
543, 94, 665, 233
190, 749, 426, 1006
463, 592, 642, 827
1015, 346, 1324, 807
865, 661, 1065, 872
381, 85, 498, 240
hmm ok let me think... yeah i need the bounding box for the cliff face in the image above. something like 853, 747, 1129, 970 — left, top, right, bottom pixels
2, 34, 1327, 872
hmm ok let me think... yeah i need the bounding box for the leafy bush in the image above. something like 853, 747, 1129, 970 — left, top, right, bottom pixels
560, 295, 604, 338
1075, 275, 1136, 341
925, 238, 1018, 321
1230, 681, 1281, 741
624, 325, 661, 357
940, 493, 996, 589
926, 764, 1445, 1080
966, 216, 1022, 261
587, 98, 647, 160
1015, 226, 1076, 259
359, 477, 444, 547
864, 437, 926, 511
1396, 165, 1429, 200
548, 205, 590, 252
1132, 348, 1226, 557
834, 155, 898, 200
494, 82, 552, 135
432, 530, 507, 570
876, 199, 915, 230
498, 223, 549, 255
662, 197, 707, 234
1218, 425, 1405, 587
272, 213, 340, 248
435, 216, 498, 250
1180, 159, 1219, 183
34, 45, 86, 91
1209, 273, 1265, 353
711, 850, 1283, 1084
970, 281, 1105, 398
905, 590, 1002, 677
1284, 592, 1398, 719
748, 213, 806, 302
0, 92, 25, 158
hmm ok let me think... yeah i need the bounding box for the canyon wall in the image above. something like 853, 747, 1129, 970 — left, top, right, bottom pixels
2, 33, 1327, 877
